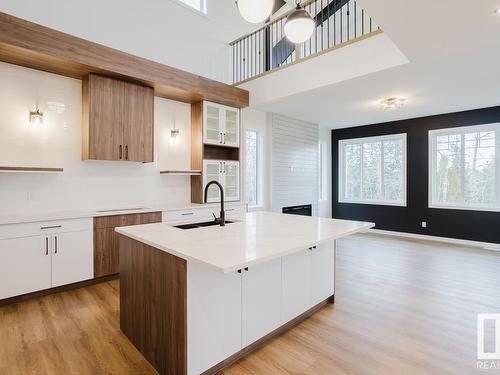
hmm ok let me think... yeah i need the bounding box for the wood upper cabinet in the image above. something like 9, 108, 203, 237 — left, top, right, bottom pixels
82, 74, 154, 162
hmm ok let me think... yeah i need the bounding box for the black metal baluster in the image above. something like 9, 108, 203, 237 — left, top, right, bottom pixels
362, 8, 364, 35
347, 1, 350, 40
334, 0, 336, 46
354, 1, 357, 38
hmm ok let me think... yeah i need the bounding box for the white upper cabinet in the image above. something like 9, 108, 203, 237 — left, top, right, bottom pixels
203, 160, 240, 203
242, 258, 282, 347
311, 242, 335, 306
203, 101, 240, 148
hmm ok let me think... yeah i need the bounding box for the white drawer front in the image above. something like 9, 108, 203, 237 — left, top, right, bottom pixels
0, 218, 92, 240
162, 209, 212, 224
163, 204, 247, 225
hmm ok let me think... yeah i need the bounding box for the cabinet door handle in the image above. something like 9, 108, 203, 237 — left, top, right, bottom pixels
54, 236, 58, 254
119, 145, 123, 160
40, 225, 62, 230
237, 269, 242, 274
223, 133, 226, 144
181, 212, 194, 216
45, 237, 49, 255
219, 133, 223, 144
125, 145, 129, 160
223, 162, 226, 174
219, 162, 222, 174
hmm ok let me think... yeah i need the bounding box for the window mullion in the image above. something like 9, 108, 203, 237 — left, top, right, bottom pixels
380, 141, 385, 202
496, 128, 500, 208
360, 143, 364, 201
460, 133, 465, 204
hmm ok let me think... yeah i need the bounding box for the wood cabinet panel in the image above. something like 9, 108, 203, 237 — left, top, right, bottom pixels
83, 75, 124, 161
82, 74, 154, 162
93, 212, 161, 229
120, 236, 187, 375
123, 82, 154, 162
93, 212, 161, 277
94, 227, 119, 277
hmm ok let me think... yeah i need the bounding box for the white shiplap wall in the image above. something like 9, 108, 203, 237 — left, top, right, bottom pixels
271, 114, 319, 215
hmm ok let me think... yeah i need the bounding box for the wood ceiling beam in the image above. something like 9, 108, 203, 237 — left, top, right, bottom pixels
0, 12, 249, 108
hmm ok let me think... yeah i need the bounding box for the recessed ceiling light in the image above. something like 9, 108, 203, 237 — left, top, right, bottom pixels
380, 97, 406, 110
495, 8, 500, 14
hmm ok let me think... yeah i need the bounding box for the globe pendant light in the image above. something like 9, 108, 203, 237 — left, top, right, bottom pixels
237, 0, 274, 24
284, 1, 315, 43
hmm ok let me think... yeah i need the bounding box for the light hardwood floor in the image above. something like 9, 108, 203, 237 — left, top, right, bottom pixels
1, 234, 499, 374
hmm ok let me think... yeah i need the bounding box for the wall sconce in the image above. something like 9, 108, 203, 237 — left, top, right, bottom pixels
171, 127, 180, 138
29, 108, 44, 126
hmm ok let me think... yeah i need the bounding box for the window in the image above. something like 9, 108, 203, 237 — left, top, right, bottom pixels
339, 134, 407, 206
245, 129, 260, 207
174, 0, 206, 13
429, 123, 500, 211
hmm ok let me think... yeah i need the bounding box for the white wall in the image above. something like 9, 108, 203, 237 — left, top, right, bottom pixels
0, 62, 193, 214
0, 0, 254, 84
271, 114, 319, 216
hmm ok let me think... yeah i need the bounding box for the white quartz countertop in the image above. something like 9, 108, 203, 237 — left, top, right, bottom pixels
115, 211, 375, 273
0, 202, 245, 225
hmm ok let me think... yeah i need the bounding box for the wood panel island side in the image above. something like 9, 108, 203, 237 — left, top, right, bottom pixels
116, 211, 374, 375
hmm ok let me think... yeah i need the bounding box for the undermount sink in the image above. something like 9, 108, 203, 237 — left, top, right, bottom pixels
174, 220, 234, 230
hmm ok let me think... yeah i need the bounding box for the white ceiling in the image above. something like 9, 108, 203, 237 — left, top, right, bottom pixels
244, 0, 500, 128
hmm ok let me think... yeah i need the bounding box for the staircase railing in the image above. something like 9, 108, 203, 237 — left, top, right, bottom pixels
230, 0, 380, 85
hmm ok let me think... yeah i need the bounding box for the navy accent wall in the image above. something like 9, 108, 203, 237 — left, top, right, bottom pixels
331, 106, 500, 244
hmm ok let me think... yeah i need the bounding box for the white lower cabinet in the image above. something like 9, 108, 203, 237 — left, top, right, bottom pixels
187, 263, 242, 375
51, 231, 93, 287
311, 242, 335, 306
0, 236, 52, 300
0, 219, 93, 300
281, 249, 312, 323
242, 258, 282, 347
187, 240, 335, 374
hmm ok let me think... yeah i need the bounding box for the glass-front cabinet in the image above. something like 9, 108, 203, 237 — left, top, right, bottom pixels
203, 101, 240, 148
203, 160, 240, 203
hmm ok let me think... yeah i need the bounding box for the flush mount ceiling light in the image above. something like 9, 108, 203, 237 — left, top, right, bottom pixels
380, 97, 406, 110
237, 0, 274, 24
284, 1, 315, 44
29, 108, 44, 126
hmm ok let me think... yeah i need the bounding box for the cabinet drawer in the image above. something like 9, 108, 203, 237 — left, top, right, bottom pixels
162, 209, 212, 224
0, 218, 92, 240
94, 212, 162, 229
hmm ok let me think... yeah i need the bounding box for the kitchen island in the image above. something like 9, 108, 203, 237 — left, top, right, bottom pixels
116, 211, 374, 375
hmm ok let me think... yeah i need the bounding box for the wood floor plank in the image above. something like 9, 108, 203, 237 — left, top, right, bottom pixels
0, 233, 499, 374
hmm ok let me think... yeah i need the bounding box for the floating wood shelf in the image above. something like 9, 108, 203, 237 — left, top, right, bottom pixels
160, 170, 202, 176
0, 166, 64, 173
0, 12, 249, 108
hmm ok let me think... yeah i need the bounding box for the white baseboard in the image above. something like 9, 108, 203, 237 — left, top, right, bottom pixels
368, 229, 500, 252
